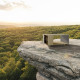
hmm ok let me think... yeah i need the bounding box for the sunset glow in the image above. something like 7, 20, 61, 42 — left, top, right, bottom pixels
0, 0, 80, 25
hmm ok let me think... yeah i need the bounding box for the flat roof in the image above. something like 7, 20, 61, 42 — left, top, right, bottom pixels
43, 34, 69, 35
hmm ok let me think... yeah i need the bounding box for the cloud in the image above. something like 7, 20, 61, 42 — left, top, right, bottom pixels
0, 3, 12, 10
12, 1, 27, 8
0, 0, 28, 10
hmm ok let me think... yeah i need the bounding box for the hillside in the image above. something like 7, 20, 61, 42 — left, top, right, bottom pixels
0, 25, 80, 80
0, 25, 17, 28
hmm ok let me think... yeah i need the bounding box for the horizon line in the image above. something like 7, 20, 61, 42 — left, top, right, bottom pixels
0, 21, 80, 26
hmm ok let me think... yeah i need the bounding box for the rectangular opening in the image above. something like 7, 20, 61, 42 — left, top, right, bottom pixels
44, 35, 48, 44
53, 35, 66, 45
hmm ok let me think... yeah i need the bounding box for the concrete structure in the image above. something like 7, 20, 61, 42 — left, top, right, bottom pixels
18, 39, 80, 80
43, 34, 69, 45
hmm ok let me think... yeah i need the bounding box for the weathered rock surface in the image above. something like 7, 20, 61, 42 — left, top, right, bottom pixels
17, 39, 80, 80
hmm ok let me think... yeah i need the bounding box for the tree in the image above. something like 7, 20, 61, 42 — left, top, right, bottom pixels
20, 62, 37, 80
9, 40, 15, 48
0, 47, 5, 52
0, 69, 6, 80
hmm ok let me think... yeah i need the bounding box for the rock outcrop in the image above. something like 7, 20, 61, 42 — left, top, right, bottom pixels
17, 39, 80, 80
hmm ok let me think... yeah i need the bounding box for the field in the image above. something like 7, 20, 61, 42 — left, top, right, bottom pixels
0, 25, 80, 80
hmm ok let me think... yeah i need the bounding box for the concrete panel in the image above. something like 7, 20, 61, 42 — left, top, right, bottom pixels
61, 35, 69, 44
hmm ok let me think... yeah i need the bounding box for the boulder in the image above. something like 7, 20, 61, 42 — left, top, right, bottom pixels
17, 39, 80, 80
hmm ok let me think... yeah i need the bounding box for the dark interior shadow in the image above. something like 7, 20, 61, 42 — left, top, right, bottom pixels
48, 44, 80, 54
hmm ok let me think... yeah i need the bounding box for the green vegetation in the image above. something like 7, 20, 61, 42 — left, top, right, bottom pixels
0, 25, 80, 80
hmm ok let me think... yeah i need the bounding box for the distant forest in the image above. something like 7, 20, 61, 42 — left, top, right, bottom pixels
0, 25, 80, 80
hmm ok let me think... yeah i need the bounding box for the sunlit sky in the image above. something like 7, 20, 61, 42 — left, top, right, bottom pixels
0, 0, 80, 25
